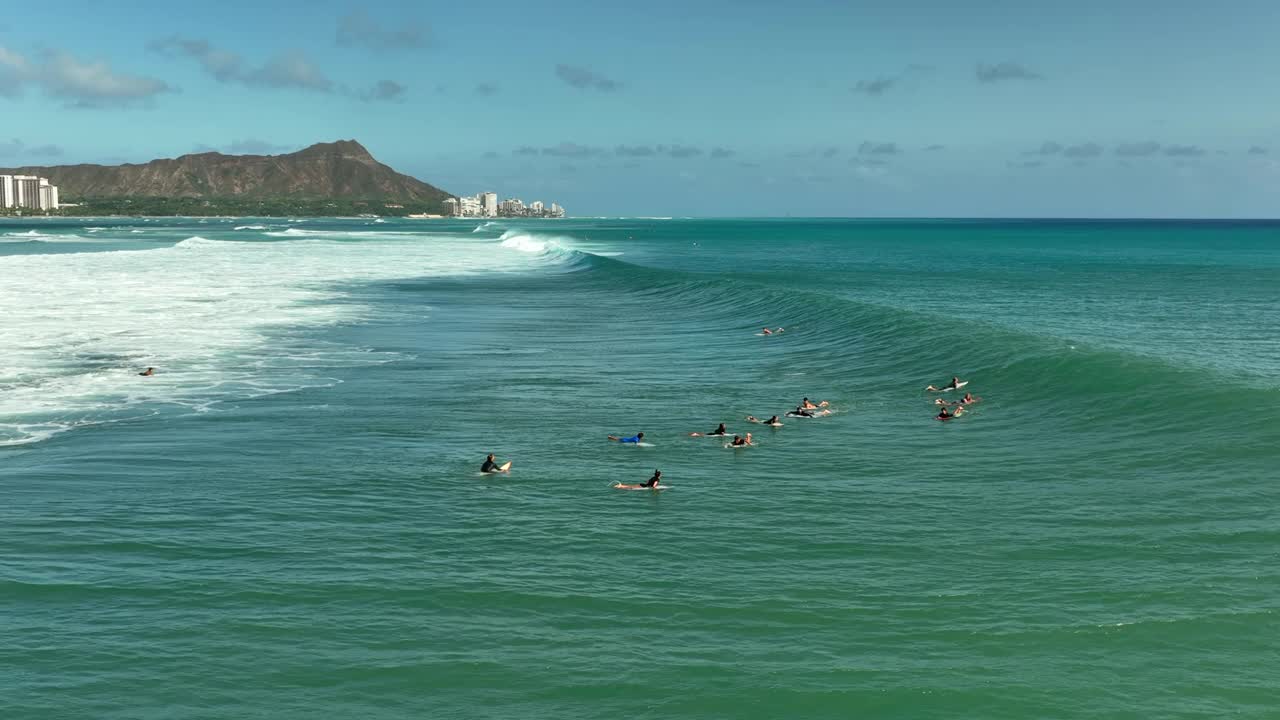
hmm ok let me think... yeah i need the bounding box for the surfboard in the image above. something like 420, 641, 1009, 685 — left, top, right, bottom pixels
615, 484, 669, 490
930, 380, 969, 392
499, 461, 512, 471
724, 443, 753, 449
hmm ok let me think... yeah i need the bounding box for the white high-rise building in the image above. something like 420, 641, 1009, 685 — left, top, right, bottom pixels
481, 192, 497, 218
0, 175, 60, 211
549, 203, 565, 218
14, 176, 41, 210
459, 195, 482, 217
529, 200, 544, 214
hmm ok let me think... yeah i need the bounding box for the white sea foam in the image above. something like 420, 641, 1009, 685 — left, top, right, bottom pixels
1, 230, 91, 243
233, 224, 269, 231
0, 231, 577, 446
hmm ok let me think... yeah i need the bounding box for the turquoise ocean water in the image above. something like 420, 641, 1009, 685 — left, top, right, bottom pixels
2, 217, 1278, 718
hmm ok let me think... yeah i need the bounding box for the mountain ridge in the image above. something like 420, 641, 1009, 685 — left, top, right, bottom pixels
0, 140, 450, 205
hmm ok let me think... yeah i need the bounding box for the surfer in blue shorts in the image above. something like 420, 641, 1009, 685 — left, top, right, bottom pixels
608, 432, 645, 443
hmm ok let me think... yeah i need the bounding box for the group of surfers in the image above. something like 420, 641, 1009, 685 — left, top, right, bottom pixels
607, 396, 832, 489
481, 396, 834, 489
481, 376, 981, 484
926, 377, 980, 420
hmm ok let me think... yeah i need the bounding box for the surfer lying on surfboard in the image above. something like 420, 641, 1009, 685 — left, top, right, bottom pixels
747, 415, 783, 426
608, 432, 645, 444
926, 377, 967, 392
615, 470, 663, 490
935, 392, 979, 406
481, 453, 512, 473
728, 433, 754, 447
690, 423, 728, 437
800, 397, 829, 410
787, 406, 831, 418
936, 405, 965, 420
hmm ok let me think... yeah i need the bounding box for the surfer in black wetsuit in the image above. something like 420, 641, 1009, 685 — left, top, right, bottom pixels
139, 367, 155, 377
927, 377, 963, 392
790, 406, 815, 418
691, 423, 728, 437
730, 433, 754, 446
614, 469, 663, 490
481, 454, 502, 473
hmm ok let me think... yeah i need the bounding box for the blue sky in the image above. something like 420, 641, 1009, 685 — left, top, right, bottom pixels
2, 0, 1279, 217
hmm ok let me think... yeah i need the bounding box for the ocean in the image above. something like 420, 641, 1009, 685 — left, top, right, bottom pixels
2, 217, 1278, 719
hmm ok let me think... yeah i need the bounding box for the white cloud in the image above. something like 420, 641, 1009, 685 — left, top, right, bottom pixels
0, 45, 171, 107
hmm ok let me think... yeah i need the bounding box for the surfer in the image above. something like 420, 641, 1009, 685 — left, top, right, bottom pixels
761, 327, 773, 335
690, 423, 728, 437
480, 453, 510, 473
936, 405, 965, 420
729, 433, 754, 447
926, 377, 964, 392
615, 469, 663, 490
800, 397, 828, 409
959, 392, 977, 404
608, 432, 646, 444
139, 367, 155, 377
788, 406, 815, 418
747, 415, 783, 426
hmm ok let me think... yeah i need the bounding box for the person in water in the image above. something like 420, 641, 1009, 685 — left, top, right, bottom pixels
691, 423, 728, 437
761, 327, 773, 335
747, 415, 782, 426
937, 405, 965, 420
730, 433, 754, 446
959, 392, 977, 404
608, 432, 646, 444
800, 397, 829, 409
927, 377, 964, 392
139, 367, 155, 377
790, 406, 815, 418
616, 470, 663, 490
480, 454, 507, 473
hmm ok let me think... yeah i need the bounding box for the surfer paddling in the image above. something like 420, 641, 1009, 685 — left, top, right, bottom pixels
728, 433, 755, 447
926, 377, 966, 392
936, 405, 965, 421
607, 432, 646, 444
690, 423, 728, 437
615, 470, 663, 490
481, 453, 512, 473
935, 392, 979, 406
139, 367, 155, 377
747, 415, 783, 426
800, 397, 828, 410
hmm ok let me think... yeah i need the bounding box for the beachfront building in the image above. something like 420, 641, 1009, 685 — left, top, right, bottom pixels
0, 174, 60, 210
445, 192, 566, 218
459, 195, 482, 217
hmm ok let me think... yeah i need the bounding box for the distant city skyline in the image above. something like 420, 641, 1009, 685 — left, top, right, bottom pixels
2, 1, 1280, 217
